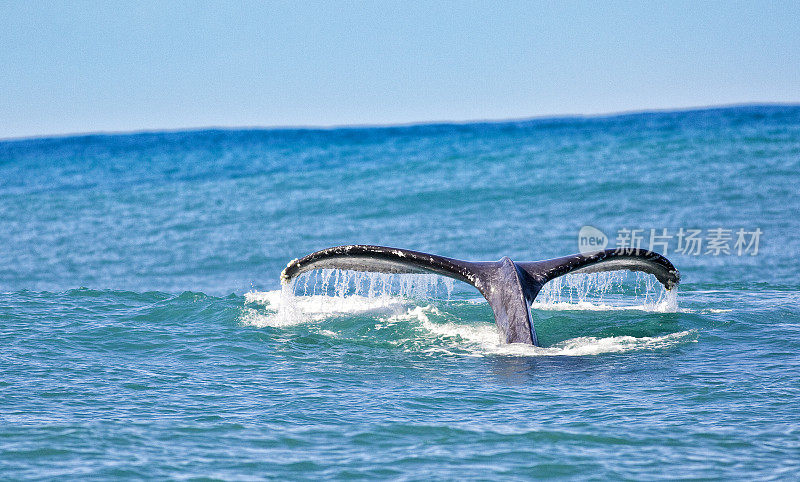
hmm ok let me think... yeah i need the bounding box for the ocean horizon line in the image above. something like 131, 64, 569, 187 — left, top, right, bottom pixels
3, 101, 799, 144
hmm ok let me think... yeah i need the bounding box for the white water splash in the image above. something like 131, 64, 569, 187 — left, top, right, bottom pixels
241, 270, 686, 356
379, 305, 694, 357
241, 271, 457, 327
241, 286, 411, 328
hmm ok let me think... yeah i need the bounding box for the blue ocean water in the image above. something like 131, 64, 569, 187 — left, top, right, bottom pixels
1, 105, 799, 479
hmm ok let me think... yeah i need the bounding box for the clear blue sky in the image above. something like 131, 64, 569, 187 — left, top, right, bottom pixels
2, 1, 799, 139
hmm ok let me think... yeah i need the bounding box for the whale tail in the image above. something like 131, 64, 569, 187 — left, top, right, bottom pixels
281, 245, 680, 346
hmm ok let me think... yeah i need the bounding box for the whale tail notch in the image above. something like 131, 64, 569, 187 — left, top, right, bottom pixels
281, 245, 680, 346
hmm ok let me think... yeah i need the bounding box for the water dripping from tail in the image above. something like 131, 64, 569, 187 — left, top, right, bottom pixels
533, 270, 678, 312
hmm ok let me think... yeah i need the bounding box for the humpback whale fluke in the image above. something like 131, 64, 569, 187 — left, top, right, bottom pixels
281, 245, 680, 346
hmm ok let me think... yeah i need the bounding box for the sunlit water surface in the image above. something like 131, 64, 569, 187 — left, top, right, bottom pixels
2, 106, 800, 479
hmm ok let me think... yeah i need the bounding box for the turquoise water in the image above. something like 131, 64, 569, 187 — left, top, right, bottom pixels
2, 105, 800, 479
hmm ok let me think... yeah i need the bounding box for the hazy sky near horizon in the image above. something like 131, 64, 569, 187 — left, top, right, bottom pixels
2, 1, 799, 139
